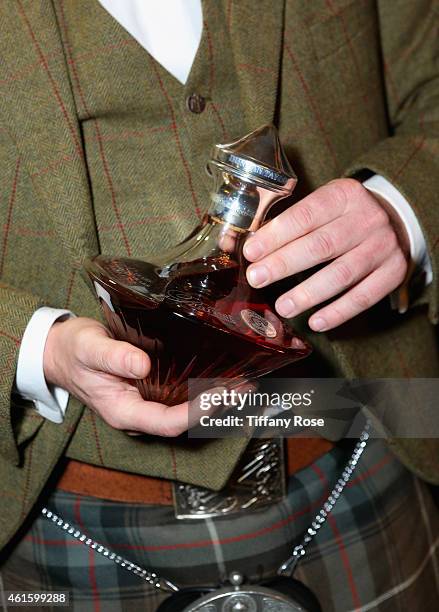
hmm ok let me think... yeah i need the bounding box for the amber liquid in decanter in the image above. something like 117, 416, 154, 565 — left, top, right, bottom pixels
85, 125, 312, 404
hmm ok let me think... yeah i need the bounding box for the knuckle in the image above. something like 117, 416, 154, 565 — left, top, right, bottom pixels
270, 215, 286, 246
121, 347, 135, 371
118, 340, 133, 354
308, 230, 335, 261
332, 261, 353, 288
74, 327, 91, 356
371, 205, 389, 227
271, 252, 290, 278
160, 422, 185, 438
275, 215, 292, 246
374, 227, 398, 256
358, 213, 376, 235
385, 228, 398, 250
293, 204, 314, 233
98, 348, 112, 372
340, 177, 362, 196
103, 411, 124, 431
111, 420, 125, 431
328, 178, 357, 208
326, 304, 344, 326
294, 285, 314, 309
351, 292, 371, 311
363, 204, 389, 232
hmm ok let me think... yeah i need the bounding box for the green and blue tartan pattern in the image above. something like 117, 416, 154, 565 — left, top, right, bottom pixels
1, 440, 438, 612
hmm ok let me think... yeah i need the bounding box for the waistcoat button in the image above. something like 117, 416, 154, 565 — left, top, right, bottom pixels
186, 93, 206, 114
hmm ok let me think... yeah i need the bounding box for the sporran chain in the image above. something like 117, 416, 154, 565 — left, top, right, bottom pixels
41, 423, 370, 596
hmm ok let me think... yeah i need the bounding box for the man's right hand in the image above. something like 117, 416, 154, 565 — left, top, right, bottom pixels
43, 317, 190, 436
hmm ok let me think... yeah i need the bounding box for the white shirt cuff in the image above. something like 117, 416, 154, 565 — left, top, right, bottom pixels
362, 174, 432, 284
16, 307, 75, 424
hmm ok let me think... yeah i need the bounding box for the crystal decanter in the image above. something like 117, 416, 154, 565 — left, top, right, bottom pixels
85, 125, 312, 404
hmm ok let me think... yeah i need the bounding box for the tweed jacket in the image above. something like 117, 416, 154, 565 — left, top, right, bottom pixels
0, 0, 438, 550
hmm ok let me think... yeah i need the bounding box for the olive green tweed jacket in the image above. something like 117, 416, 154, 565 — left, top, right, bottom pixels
0, 0, 439, 550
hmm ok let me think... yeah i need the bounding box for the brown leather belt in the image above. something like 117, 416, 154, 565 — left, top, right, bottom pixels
57, 438, 333, 505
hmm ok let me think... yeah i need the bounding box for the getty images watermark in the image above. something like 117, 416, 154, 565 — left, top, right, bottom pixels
188, 378, 439, 439
198, 388, 325, 430
187, 381, 335, 438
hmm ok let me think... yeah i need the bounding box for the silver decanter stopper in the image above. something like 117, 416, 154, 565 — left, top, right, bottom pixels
207, 124, 297, 232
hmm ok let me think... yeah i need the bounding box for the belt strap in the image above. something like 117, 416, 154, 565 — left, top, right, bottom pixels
56, 438, 334, 505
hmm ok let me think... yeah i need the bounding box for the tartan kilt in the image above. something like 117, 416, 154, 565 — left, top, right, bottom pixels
1, 439, 438, 612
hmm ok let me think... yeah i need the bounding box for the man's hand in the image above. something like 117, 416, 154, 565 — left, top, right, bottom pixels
244, 179, 409, 331
43, 317, 189, 436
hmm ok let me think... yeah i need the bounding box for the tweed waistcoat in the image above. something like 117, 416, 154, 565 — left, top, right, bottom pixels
1, 0, 438, 552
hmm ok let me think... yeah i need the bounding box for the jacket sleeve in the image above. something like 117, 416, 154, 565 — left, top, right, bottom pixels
344, 0, 439, 322
0, 283, 43, 463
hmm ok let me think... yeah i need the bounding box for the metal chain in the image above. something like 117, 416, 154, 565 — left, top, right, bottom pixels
40, 507, 179, 593
278, 422, 371, 577
41, 422, 370, 593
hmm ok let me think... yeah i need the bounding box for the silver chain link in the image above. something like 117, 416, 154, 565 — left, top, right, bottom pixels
41, 422, 370, 592
40, 507, 179, 593
278, 422, 371, 577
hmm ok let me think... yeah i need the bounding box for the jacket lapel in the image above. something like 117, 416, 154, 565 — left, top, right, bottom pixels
226, 0, 285, 128
0, 0, 99, 268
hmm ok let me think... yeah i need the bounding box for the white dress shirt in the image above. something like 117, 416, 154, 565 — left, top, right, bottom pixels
98, 0, 202, 84
15, 0, 432, 423
16, 308, 75, 422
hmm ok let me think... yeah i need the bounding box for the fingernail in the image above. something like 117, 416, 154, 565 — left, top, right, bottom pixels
276, 297, 296, 317
248, 265, 270, 287
310, 317, 328, 332
129, 353, 145, 377
244, 240, 264, 260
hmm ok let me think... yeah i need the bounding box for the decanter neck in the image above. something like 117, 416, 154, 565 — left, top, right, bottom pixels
150, 125, 298, 271
206, 125, 298, 233
207, 172, 283, 234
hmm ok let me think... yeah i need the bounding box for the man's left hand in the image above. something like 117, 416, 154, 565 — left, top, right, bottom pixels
244, 178, 409, 331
